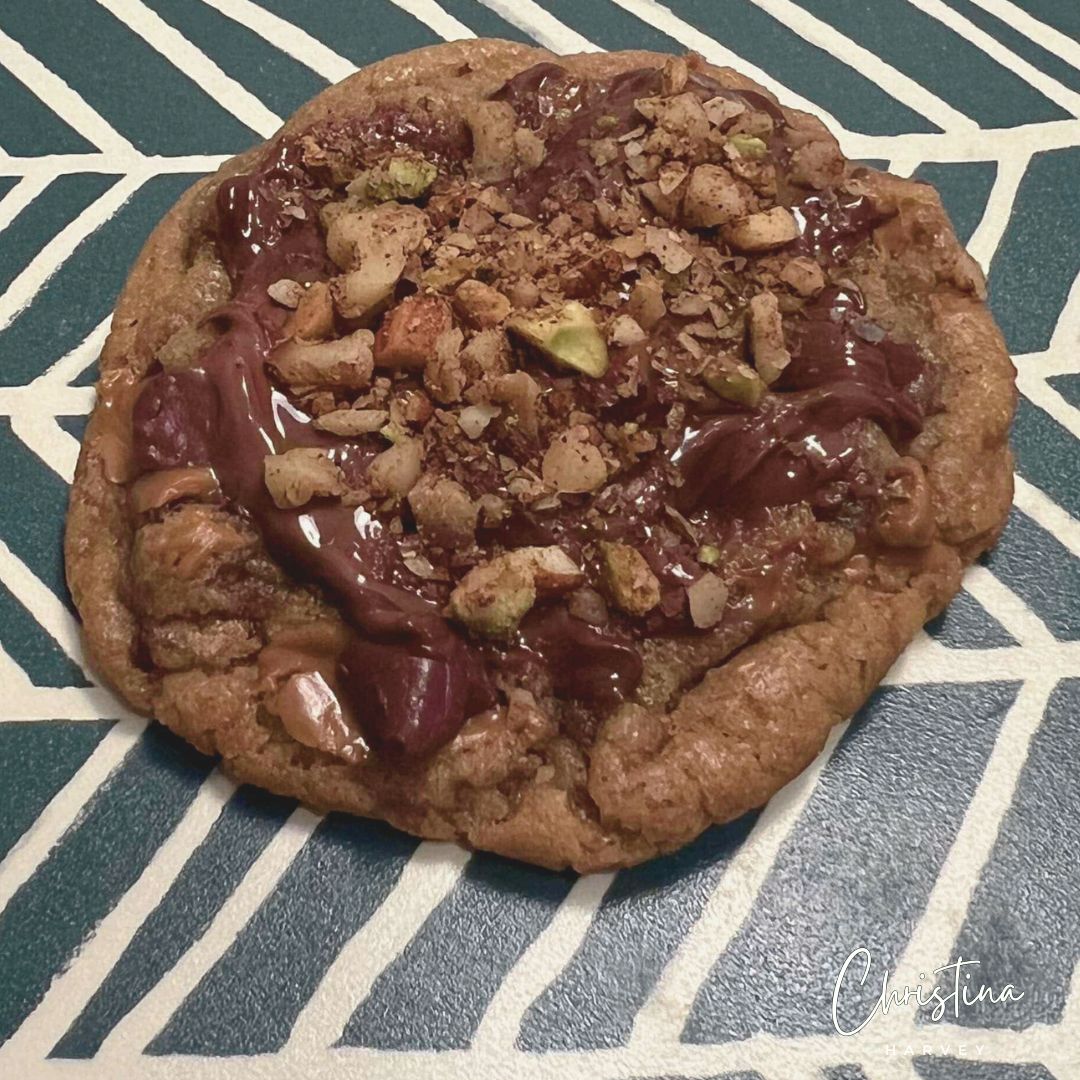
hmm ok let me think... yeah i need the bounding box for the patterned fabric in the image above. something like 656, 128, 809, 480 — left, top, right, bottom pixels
0, 2, 1077, 1077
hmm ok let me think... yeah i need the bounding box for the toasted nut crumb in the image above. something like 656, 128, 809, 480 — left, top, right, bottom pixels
687, 573, 729, 628
408, 474, 478, 547
325, 202, 428, 272
466, 100, 518, 181
779, 256, 826, 297
424, 328, 467, 404
747, 292, 791, 385
374, 295, 452, 370
609, 314, 647, 347
599, 542, 660, 615
683, 164, 752, 228
367, 437, 423, 497
723, 206, 800, 252
290, 281, 335, 341
268, 330, 374, 392
512, 546, 584, 594
542, 426, 608, 493
627, 275, 667, 330
490, 371, 541, 440
453, 279, 512, 329
644, 225, 694, 273
457, 402, 501, 439
264, 448, 345, 509
313, 408, 389, 436
703, 96, 746, 127
268, 279, 304, 308
448, 555, 536, 638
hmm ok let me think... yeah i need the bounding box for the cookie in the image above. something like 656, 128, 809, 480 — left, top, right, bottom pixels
65, 41, 1016, 871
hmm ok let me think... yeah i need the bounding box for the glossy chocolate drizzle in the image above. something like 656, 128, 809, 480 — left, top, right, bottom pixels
130, 63, 929, 757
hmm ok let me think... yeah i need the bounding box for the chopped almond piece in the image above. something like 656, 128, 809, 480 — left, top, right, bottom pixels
290, 282, 335, 341
325, 203, 428, 272
264, 449, 345, 509
367, 437, 423, 498
374, 295, 453, 370
644, 225, 694, 273
683, 164, 752, 228
609, 314, 646, 347
747, 292, 791, 385
268, 330, 374, 392
513, 127, 546, 169
490, 371, 541, 440
542, 426, 608, 493
512, 546, 584, 594
424, 328, 467, 404
267, 279, 304, 308
687, 573, 729, 628
779, 256, 826, 297
453, 279, 512, 329
408, 474, 478, 547
313, 408, 389, 436
627, 275, 667, 330
723, 206, 800, 252
599, 542, 660, 615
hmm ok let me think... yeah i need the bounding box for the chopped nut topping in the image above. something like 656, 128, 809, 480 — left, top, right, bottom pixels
268, 330, 374, 392
453, 278, 512, 329
608, 314, 647, 347
599, 542, 661, 615
408, 473, 478, 547
457, 402, 501, 439
627, 275, 667, 329
267, 278, 304, 308
465, 100, 518, 181
682, 164, 752, 228
264, 448, 345, 509
313, 408, 389, 436
508, 301, 609, 378
542, 425, 608, 493
290, 281, 335, 341
687, 573, 729, 628
747, 292, 791, 385
703, 355, 767, 405
367, 437, 423, 498
723, 206, 800, 252
644, 225, 694, 273
779, 255, 826, 297
351, 154, 437, 203
374, 295, 452, 369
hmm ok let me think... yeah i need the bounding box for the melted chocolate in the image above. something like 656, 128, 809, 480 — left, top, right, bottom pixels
673, 287, 925, 513
129, 64, 932, 758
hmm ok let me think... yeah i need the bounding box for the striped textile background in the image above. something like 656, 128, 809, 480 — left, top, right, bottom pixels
0, 2, 1078, 1078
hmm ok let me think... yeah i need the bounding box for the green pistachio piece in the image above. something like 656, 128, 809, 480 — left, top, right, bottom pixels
355, 155, 438, 203
508, 301, 610, 378
698, 544, 722, 566
728, 134, 768, 159
703, 358, 767, 407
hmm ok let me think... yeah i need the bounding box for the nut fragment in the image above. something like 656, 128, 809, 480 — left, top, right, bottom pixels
608, 314, 646, 347
542, 426, 608, 493
454, 279, 512, 329
267, 278, 304, 308
448, 555, 536, 638
682, 164, 750, 228
264, 449, 345, 509
490, 371, 541, 440
374, 295, 452, 369
325, 202, 428, 272
313, 408, 389, 436
408, 474, 478, 547
703, 356, 766, 406
447, 545, 583, 638
290, 281, 335, 340
723, 206, 800, 252
599, 542, 660, 615
643, 225, 694, 273
747, 292, 791, 385
779, 256, 826, 297
457, 402, 501, 439
687, 573, 729, 628
466, 100, 518, 181
351, 154, 437, 203
508, 301, 609, 377
268, 330, 374, 392
367, 437, 423, 497
627, 276, 667, 330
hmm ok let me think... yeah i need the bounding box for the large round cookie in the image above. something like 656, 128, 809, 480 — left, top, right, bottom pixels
65, 40, 1015, 871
